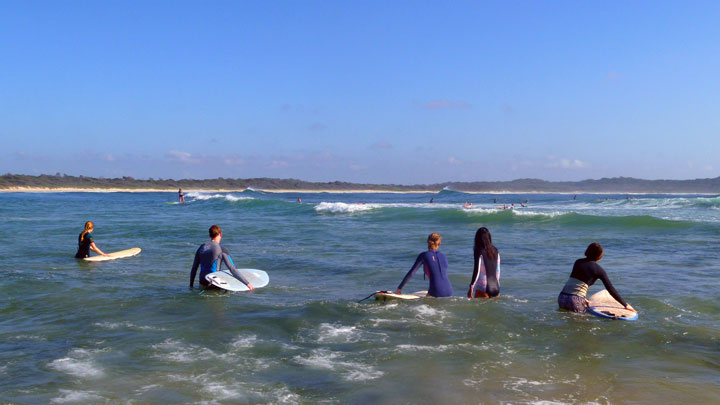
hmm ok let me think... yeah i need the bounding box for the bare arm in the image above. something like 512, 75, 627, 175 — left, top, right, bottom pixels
90, 242, 109, 256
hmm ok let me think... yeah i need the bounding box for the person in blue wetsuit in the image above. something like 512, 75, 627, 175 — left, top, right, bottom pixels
467, 227, 501, 298
395, 232, 453, 297
189, 225, 254, 290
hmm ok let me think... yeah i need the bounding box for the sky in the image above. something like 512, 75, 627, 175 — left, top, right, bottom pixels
1, 1, 719, 184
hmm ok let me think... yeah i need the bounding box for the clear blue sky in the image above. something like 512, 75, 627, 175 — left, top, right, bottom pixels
1, 1, 719, 183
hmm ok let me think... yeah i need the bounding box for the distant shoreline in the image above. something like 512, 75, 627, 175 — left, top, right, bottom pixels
2, 173, 720, 194
0, 186, 715, 195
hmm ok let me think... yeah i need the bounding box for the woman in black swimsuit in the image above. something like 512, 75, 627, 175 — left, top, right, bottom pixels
74, 221, 109, 259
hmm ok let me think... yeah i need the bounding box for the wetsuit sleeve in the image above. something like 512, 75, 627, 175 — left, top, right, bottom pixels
398, 254, 424, 291
189, 247, 201, 288
469, 254, 484, 288
222, 253, 250, 286
595, 264, 628, 307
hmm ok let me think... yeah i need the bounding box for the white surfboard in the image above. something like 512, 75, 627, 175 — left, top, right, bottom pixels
588, 289, 638, 321
373, 290, 428, 301
83, 247, 142, 262
205, 269, 269, 292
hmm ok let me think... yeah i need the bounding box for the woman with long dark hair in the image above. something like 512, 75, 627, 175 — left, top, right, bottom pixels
558, 242, 636, 313
468, 227, 500, 298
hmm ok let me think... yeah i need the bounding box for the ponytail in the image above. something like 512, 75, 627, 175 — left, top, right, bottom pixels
80, 221, 94, 242
427, 232, 442, 250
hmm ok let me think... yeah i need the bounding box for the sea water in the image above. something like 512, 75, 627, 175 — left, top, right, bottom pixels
1, 191, 718, 403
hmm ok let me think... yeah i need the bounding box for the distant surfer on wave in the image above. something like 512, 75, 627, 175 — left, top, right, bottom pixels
558, 242, 635, 313
467, 227, 500, 298
74, 221, 110, 258
178, 188, 185, 204
189, 225, 254, 291
395, 233, 453, 298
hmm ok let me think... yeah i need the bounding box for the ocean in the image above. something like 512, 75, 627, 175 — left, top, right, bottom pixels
1, 190, 718, 404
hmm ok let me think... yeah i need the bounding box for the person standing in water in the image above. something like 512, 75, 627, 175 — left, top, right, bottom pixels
558, 242, 635, 313
178, 188, 185, 204
189, 225, 254, 290
75, 221, 110, 259
395, 233, 453, 297
467, 227, 501, 298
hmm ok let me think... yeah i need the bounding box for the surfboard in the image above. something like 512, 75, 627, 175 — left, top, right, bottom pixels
587, 289, 638, 321
373, 290, 428, 301
83, 247, 142, 262
204, 269, 269, 292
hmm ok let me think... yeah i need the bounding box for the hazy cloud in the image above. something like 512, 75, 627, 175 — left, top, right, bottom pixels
546, 156, 588, 169
415, 99, 471, 110
447, 156, 463, 165
165, 150, 200, 164
370, 141, 393, 150
309, 122, 327, 131
606, 71, 622, 81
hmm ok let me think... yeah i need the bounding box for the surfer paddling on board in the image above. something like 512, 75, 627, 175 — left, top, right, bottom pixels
467, 227, 501, 298
189, 225, 254, 291
74, 221, 110, 259
395, 233, 453, 298
558, 242, 635, 313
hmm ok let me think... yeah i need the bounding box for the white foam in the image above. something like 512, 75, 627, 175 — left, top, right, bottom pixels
229, 334, 258, 349
94, 321, 164, 331
293, 349, 383, 381
151, 339, 218, 363
316, 323, 359, 343
186, 192, 253, 202
49, 349, 105, 379
203, 382, 244, 400
314, 202, 376, 213
51, 389, 106, 403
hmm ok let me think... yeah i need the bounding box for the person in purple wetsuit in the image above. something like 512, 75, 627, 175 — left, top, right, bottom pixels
558, 242, 636, 313
395, 233, 454, 298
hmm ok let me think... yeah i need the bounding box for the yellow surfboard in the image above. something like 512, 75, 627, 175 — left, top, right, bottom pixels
83, 247, 142, 262
373, 290, 428, 301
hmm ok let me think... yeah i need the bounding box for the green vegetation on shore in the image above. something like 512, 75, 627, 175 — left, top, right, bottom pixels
2, 173, 720, 193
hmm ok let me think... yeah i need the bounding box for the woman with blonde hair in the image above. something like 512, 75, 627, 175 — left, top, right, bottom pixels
74, 221, 109, 259
395, 232, 453, 297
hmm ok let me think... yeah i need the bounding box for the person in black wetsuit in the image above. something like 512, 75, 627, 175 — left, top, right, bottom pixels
75, 221, 110, 259
395, 233, 453, 297
558, 242, 636, 313
189, 225, 254, 291
468, 227, 501, 298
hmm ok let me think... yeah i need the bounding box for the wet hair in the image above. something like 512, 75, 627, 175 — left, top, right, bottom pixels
585, 242, 603, 261
474, 227, 497, 260
209, 225, 222, 239
427, 232, 442, 250
80, 221, 94, 242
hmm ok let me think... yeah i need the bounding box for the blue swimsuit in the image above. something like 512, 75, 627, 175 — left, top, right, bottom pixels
397, 250, 454, 297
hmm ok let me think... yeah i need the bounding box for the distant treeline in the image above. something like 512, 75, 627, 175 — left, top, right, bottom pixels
2, 173, 720, 193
